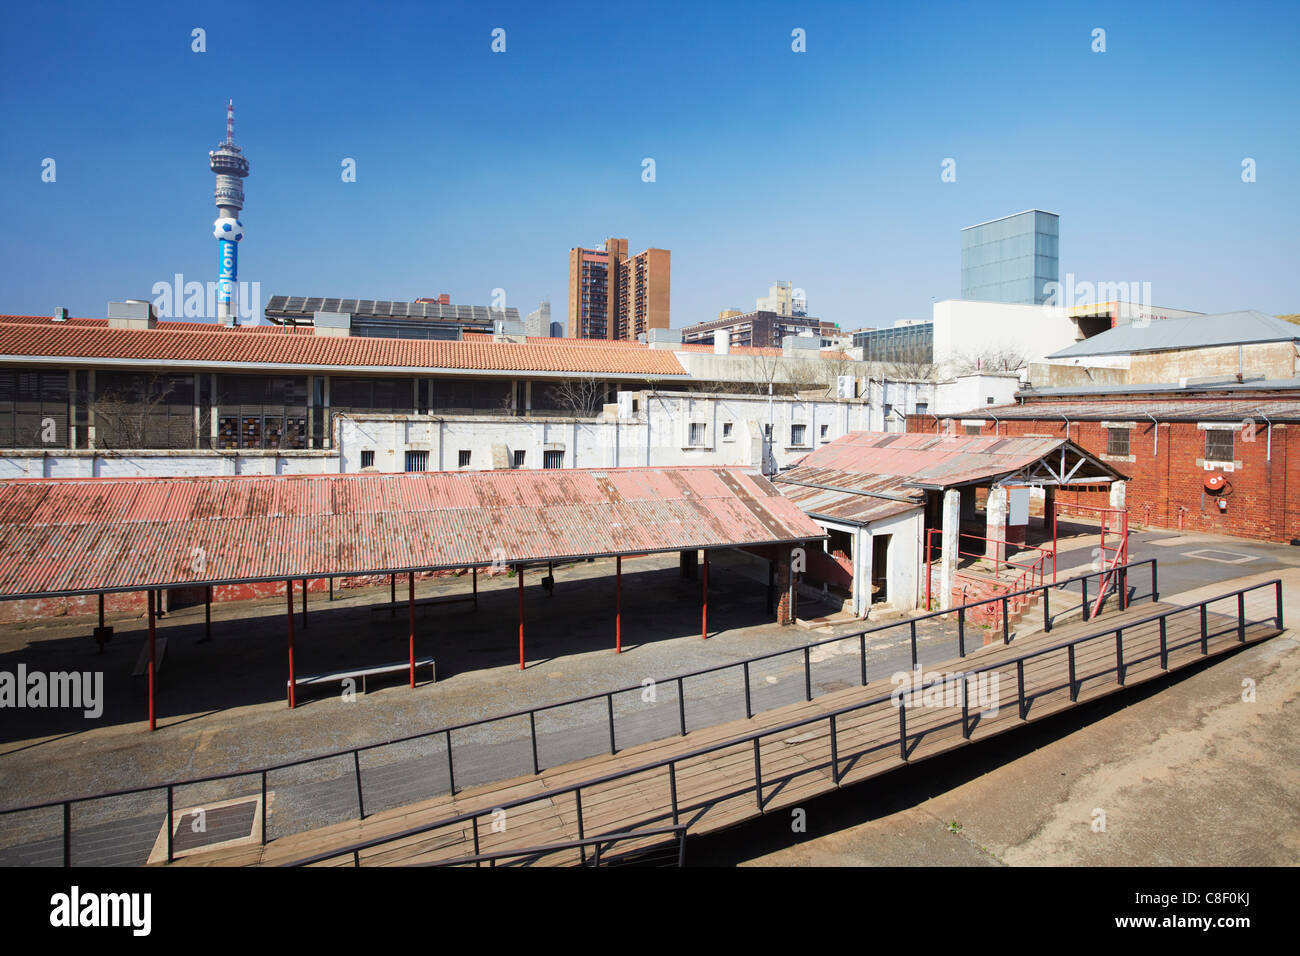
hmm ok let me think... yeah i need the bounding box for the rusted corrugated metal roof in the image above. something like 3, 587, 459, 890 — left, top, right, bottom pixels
778, 431, 1118, 491
0, 467, 825, 599
941, 398, 1300, 423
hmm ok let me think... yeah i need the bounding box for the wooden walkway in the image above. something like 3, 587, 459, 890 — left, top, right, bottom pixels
169, 589, 1283, 867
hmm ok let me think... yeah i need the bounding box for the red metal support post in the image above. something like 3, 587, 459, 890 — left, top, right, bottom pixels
204, 586, 212, 643
702, 550, 709, 640
408, 572, 416, 687
518, 565, 525, 670
286, 580, 296, 709
472, 566, 478, 609
301, 577, 307, 630
147, 590, 157, 731
616, 555, 622, 654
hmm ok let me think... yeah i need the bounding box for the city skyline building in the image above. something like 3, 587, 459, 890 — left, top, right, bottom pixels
567, 238, 670, 341
960, 209, 1059, 305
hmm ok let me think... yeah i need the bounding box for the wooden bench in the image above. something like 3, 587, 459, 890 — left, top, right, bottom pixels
288, 657, 436, 703
132, 637, 168, 677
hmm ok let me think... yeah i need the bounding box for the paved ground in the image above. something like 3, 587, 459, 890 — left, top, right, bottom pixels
691, 566, 1300, 866
0, 548, 980, 865
1, 522, 1294, 866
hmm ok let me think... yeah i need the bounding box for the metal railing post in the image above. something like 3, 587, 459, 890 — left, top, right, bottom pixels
668, 763, 679, 825
529, 711, 540, 774
830, 714, 840, 785
960, 673, 970, 739
1115, 629, 1125, 685
1068, 643, 1077, 701
607, 694, 616, 754
575, 789, 585, 863
804, 647, 812, 702
1151, 561, 1158, 602
1277, 580, 1285, 629
743, 662, 752, 718
898, 699, 908, 761
752, 739, 764, 810
1081, 576, 1090, 621
62, 802, 70, 867
1016, 660, 1026, 720
860, 633, 868, 684
261, 771, 268, 844
958, 606, 965, 657
1238, 591, 1246, 643
910, 620, 919, 668
353, 750, 365, 819
1159, 616, 1168, 670
677, 677, 687, 736
166, 785, 174, 863
1200, 604, 1209, 654
1002, 596, 1010, 644
445, 730, 456, 794
1043, 582, 1051, 632
472, 816, 481, 866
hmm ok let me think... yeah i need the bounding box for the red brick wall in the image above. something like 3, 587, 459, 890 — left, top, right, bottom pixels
907, 414, 1298, 543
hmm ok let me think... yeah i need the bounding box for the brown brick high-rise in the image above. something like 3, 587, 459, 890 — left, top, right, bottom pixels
568, 238, 669, 341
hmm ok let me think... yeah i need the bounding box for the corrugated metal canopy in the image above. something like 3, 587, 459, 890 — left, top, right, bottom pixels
0, 467, 825, 599
778, 432, 1122, 492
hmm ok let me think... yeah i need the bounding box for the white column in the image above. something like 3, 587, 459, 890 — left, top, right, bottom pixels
940, 488, 961, 610
1108, 480, 1127, 511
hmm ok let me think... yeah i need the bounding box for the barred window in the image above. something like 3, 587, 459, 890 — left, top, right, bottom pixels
1205, 429, 1234, 462
1106, 428, 1130, 456
689, 423, 707, 446
360, 450, 375, 469
405, 450, 429, 472
458, 449, 471, 468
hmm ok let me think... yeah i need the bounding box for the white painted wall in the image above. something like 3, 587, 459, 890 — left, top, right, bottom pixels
2, 389, 934, 478
932, 299, 1081, 375
933, 374, 1022, 417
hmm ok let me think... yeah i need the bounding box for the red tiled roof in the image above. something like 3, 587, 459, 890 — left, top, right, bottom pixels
0, 467, 824, 597
0, 315, 687, 376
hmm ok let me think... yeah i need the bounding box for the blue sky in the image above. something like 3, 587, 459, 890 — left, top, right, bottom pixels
1, 0, 1296, 327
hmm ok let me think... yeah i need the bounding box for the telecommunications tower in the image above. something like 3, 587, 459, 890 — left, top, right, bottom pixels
208, 100, 249, 324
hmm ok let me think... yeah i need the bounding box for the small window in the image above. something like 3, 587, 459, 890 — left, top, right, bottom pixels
722, 421, 733, 440
458, 449, 471, 468
820, 423, 829, 440
631, 398, 639, 412
882, 403, 892, 421
405, 450, 429, 472
791, 424, 807, 446
1205, 429, 1234, 462
915, 402, 929, 417
689, 422, 707, 446
360, 450, 375, 469
513, 449, 526, 469
1106, 428, 1130, 457
964, 425, 982, 436
764, 424, 773, 439
543, 449, 565, 469
986, 396, 995, 405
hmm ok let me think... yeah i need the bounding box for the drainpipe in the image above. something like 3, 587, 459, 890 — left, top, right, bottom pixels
989, 413, 1000, 437
1146, 412, 1159, 457
1059, 413, 1071, 441
1260, 412, 1273, 461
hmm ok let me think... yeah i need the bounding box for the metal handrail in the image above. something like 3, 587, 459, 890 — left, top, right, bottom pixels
284, 578, 1282, 868
2, 559, 1160, 866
